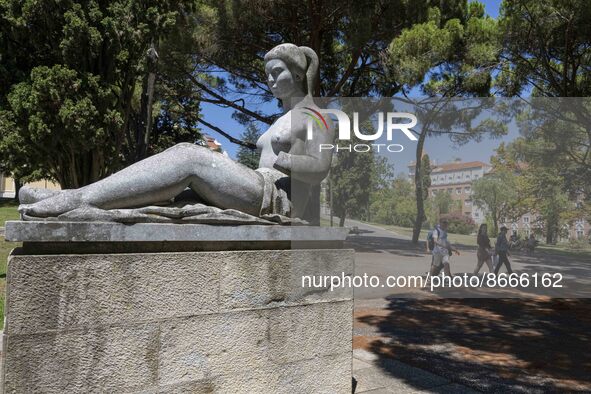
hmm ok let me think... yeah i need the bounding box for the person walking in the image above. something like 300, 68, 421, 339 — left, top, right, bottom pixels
494, 226, 514, 274
526, 234, 537, 255
430, 218, 460, 277
474, 224, 493, 274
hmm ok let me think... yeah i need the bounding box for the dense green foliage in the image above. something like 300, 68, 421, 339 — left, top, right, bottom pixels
471, 170, 519, 236
0, 0, 199, 187
496, 0, 591, 97
370, 177, 417, 227
329, 137, 375, 227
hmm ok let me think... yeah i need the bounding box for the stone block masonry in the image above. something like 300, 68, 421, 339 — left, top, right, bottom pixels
2, 247, 354, 393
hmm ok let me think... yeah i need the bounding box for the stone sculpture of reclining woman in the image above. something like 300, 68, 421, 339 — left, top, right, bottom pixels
18, 44, 335, 224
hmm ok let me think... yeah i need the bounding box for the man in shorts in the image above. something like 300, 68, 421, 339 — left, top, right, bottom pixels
430, 218, 460, 277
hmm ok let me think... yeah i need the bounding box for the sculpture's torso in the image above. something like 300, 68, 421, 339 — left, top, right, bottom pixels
256, 110, 306, 170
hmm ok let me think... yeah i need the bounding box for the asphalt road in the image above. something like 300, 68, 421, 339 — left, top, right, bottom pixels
342, 219, 591, 300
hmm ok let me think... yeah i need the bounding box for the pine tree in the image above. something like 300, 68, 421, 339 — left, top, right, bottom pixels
236, 124, 262, 170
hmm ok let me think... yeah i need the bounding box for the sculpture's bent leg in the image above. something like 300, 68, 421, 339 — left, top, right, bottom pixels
18, 143, 265, 217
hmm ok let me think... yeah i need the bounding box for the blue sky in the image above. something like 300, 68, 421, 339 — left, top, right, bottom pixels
199, 0, 506, 176
482, 0, 501, 18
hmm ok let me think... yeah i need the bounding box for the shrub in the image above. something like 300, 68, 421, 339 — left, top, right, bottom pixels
440, 212, 476, 235
568, 238, 590, 250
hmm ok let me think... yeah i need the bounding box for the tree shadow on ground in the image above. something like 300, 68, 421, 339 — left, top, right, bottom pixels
346, 235, 433, 257
355, 297, 591, 393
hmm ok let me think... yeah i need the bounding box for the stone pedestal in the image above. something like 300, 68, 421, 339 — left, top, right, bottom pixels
2, 222, 353, 393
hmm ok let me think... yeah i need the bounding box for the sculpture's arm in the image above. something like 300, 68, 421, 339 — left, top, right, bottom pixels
273, 122, 335, 184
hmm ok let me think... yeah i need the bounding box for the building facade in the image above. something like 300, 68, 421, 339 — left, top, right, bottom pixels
409, 158, 590, 241
499, 204, 590, 242
408, 159, 491, 224
198, 134, 229, 156
0, 174, 60, 199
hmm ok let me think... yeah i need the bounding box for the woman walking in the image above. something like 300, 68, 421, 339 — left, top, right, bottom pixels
494, 226, 514, 274
474, 224, 493, 274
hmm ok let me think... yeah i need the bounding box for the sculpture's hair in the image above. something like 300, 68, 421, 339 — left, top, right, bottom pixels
264, 43, 319, 95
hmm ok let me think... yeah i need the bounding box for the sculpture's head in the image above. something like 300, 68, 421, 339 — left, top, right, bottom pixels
264, 43, 319, 100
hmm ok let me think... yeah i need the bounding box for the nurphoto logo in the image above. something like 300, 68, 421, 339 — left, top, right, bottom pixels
303, 108, 418, 152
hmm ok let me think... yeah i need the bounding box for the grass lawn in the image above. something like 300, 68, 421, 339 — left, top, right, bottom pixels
0, 199, 20, 330
0, 237, 17, 329
366, 222, 477, 246
0, 199, 19, 225
536, 242, 591, 258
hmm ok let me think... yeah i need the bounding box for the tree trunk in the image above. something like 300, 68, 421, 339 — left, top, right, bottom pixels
329, 175, 334, 227
546, 218, 556, 244
492, 209, 499, 237
13, 178, 22, 202
339, 214, 346, 228
136, 43, 158, 162
412, 132, 427, 244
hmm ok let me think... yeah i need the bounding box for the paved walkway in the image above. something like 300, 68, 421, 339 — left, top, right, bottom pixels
353, 348, 477, 393
346, 219, 591, 393
346, 220, 480, 392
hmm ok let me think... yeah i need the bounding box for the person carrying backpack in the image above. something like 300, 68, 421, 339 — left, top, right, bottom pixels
426, 223, 440, 254
428, 218, 460, 277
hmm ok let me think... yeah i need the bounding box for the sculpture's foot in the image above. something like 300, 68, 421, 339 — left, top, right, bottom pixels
18, 186, 61, 204
18, 190, 84, 218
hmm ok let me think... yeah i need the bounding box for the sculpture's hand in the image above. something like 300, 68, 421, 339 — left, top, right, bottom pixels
273, 151, 291, 176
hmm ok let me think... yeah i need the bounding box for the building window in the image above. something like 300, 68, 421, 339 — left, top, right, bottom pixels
523, 216, 529, 224
464, 186, 471, 193
474, 174, 480, 179
474, 212, 479, 218
447, 188, 452, 194
456, 188, 461, 194
465, 200, 471, 206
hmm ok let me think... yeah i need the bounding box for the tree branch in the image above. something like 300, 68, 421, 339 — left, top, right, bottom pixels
196, 117, 256, 149
327, 47, 362, 96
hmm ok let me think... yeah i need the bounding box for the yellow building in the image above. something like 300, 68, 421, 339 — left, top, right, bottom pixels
0, 173, 60, 199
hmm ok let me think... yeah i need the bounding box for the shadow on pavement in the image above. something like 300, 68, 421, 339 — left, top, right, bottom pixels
347, 235, 431, 257
349, 229, 591, 392
355, 297, 591, 393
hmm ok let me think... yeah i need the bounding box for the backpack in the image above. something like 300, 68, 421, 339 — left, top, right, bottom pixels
427, 227, 439, 251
